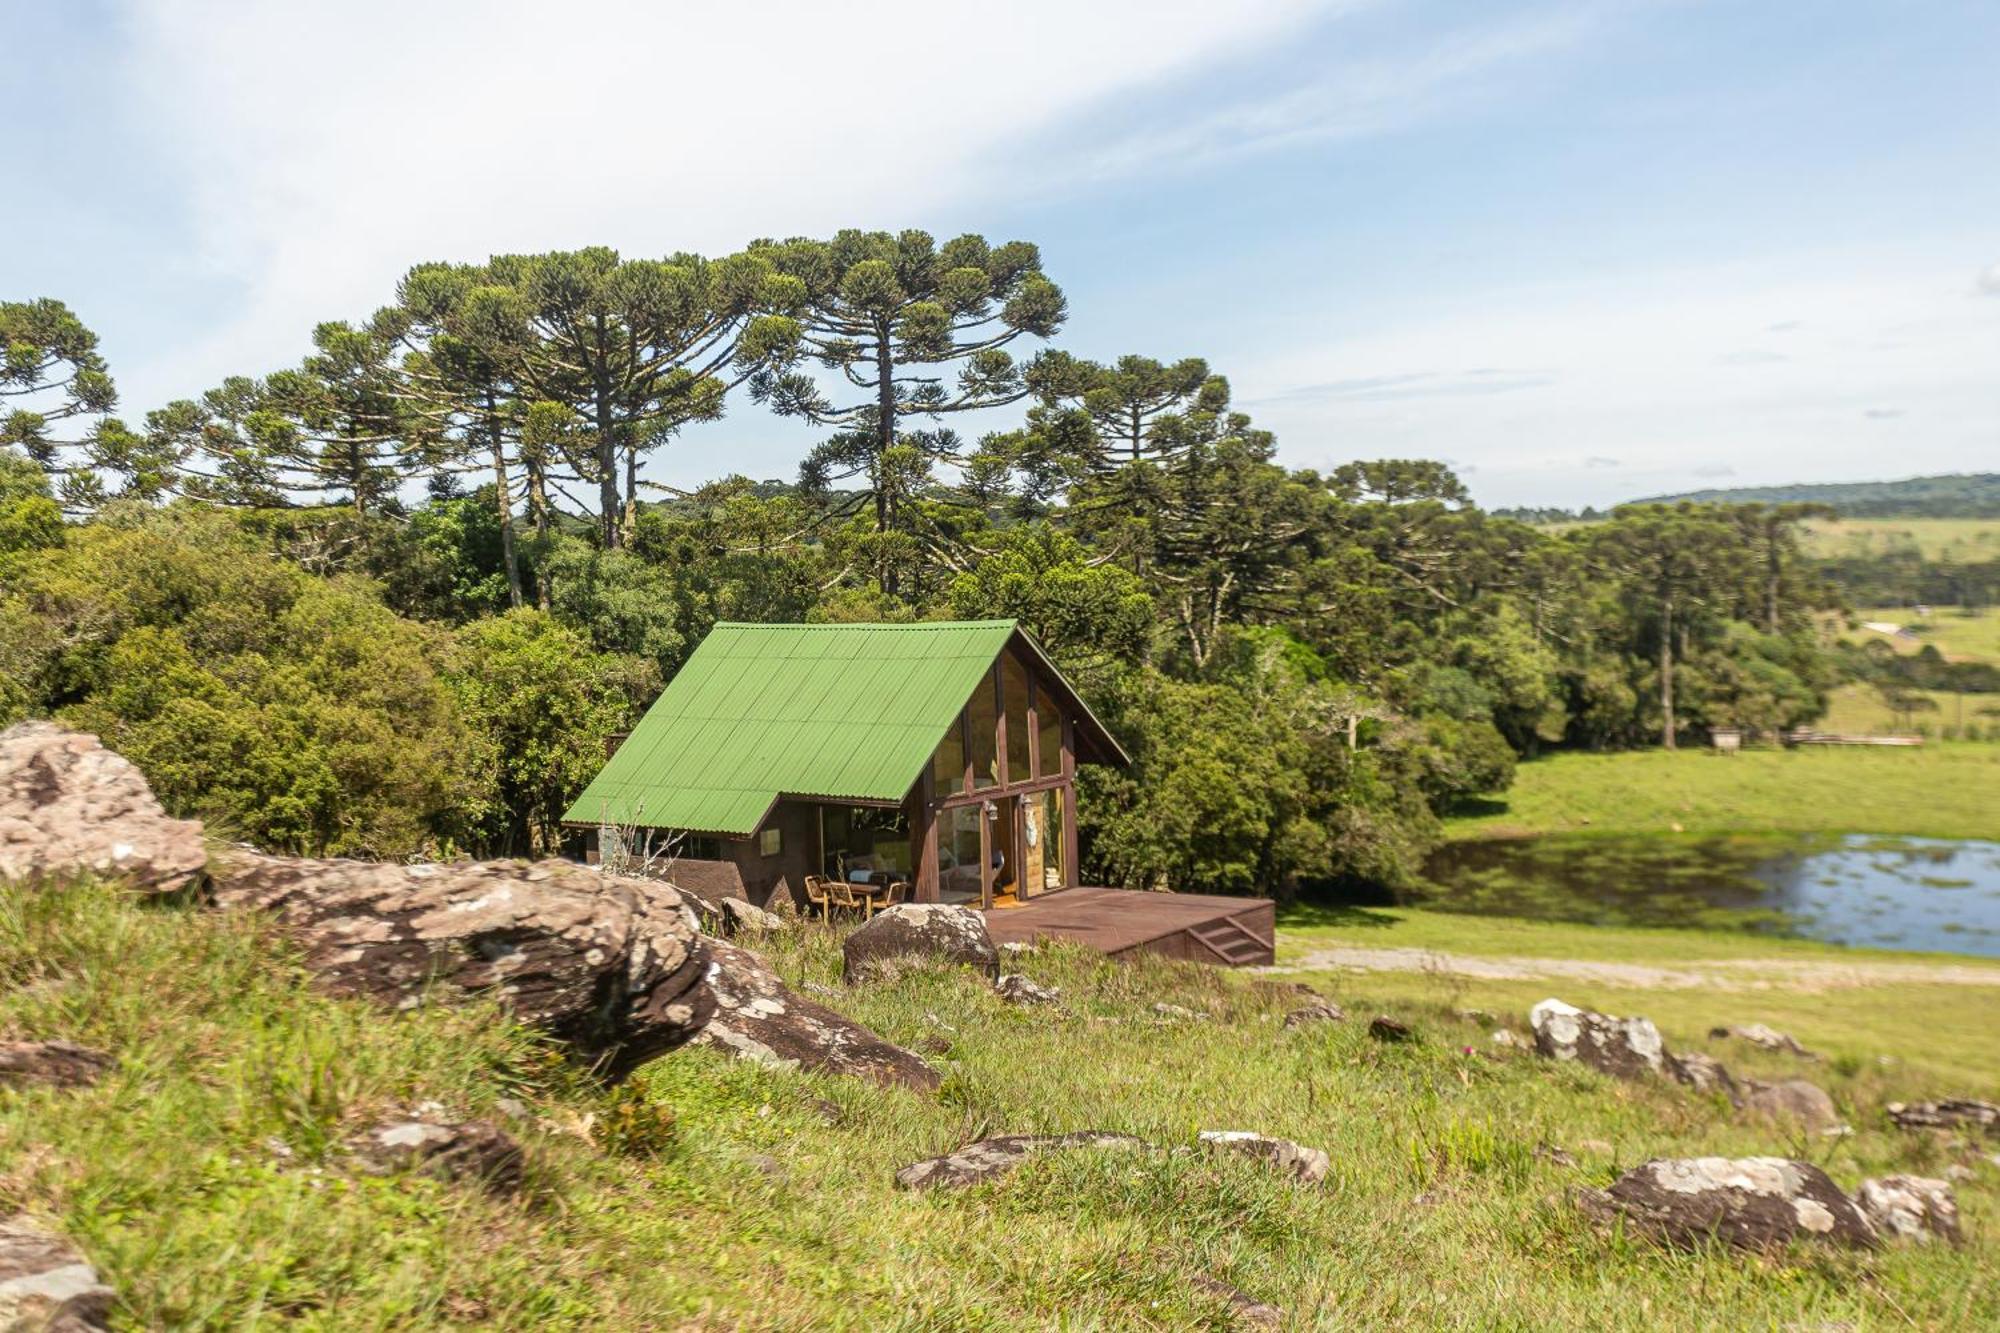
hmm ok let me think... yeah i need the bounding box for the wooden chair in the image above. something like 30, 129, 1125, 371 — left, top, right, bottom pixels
872, 879, 911, 916
802, 874, 833, 920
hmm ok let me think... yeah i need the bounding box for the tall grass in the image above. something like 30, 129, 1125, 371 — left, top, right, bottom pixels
0, 883, 1994, 1327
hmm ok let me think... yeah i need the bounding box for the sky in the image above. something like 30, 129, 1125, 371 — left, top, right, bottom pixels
9, 0, 1998, 510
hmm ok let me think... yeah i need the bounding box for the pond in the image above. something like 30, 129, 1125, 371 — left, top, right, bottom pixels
1419, 834, 2000, 957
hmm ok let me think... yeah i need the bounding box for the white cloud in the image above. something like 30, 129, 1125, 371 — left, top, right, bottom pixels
112, 0, 1328, 405
1241, 245, 2000, 508
1977, 262, 2000, 296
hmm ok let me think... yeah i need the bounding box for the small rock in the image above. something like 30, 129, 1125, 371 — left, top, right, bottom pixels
915, 1036, 951, 1057
999, 941, 1039, 957
1535, 1141, 1577, 1167
994, 973, 1061, 1007
1944, 1163, 1974, 1182
745, 1152, 785, 1180
1368, 1015, 1413, 1043
0, 1214, 114, 1330
1667, 1051, 1738, 1098
717, 896, 787, 936
1709, 1023, 1817, 1060
1152, 1002, 1208, 1021
1580, 1157, 1876, 1251
842, 904, 998, 984
1740, 1079, 1841, 1132
810, 1098, 844, 1125
0, 1041, 115, 1091
1283, 1001, 1345, 1029
1490, 1028, 1526, 1050
1198, 1130, 1329, 1185
1189, 1273, 1283, 1330
352, 1117, 525, 1194
1529, 998, 1665, 1080
894, 1132, 1149, 1191
1855, 1175, 1961, 1244
1886, 1099, 2000, 1135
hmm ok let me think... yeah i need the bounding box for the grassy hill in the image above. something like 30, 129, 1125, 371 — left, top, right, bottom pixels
5, 876, 1998, 1327
1635, 473, 2000, 519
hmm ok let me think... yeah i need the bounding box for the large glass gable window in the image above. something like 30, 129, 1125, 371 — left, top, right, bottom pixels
1002, 654, 1030, 783
968, 667, 999, 789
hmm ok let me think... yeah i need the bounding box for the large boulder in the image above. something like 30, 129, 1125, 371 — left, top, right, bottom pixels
1854, 1175, 1961, 1244
1886, 1098, 2000, 1135
894, 1131, 1149, 1191
1529, 998, 1666, 1080
212, 850, 712, 1079
1579, 1157, 1877, 1251
842, 904, 998, 984
0, 721, 207, 895
0, 1041, 115, 1092
1198, 1130, 1330, 1186
699, 938, 941, 1093
0, 1215, 114, 1330
717, 897, 786, 936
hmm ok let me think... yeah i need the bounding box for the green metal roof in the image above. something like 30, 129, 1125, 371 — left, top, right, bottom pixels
562, 620, 1122, 836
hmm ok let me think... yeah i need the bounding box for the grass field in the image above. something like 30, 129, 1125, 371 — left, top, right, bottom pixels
1445, 743, 1999, 841
1802, 516, 2000, 563
1847, 605, 2000, 664
6, 880, 1998, 1329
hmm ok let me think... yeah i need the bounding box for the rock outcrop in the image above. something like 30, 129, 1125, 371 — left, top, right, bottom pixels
1666, 1051, 1737, 1098
0, 721, 206, 895
842, 904, 998, 984
1739, 1079, 1841, 1132
1283, 1000, 1346, 1029
894, 1132, 1149, 1191
993, 973, 1060, 1007
352, 1116, 526, 1194
1579, 1157, 1876, 1251
0, 1041, 115, 1092
212, 850, 712, 1079
0, 1215, 114, 1330
700, 938, 941, 1092
1198, 1130, 1330, 1185
717, 897, 786, 936
1886, 1098, 2000, 1135
1368, 1015, 1414, 1042
1529, 998, 1665, 1080
1854, 1175, 1961, 1244
1709, 1022, 1817, 1060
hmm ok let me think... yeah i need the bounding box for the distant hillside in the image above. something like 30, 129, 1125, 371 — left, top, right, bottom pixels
1633, 473, 2000, 519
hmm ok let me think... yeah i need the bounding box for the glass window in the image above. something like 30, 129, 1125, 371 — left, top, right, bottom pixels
1002, 654, 1030, 783
758, 826, 782, 857
941, 804, 985, 903
1044, 790, 1066, 889
968, 668, 999, 789
931, 713, 965, 795
819, 805, 909, 879
1037, 687, 1063, 778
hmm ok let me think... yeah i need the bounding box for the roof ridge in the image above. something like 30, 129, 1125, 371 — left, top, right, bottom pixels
709, 618, 1018, 630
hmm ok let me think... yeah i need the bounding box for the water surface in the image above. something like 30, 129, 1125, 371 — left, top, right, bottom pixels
1420, 834, 2000, 957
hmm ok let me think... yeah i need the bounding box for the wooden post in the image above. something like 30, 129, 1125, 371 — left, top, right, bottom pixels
910, 769, 939, 903
1061, 715, 1080, 889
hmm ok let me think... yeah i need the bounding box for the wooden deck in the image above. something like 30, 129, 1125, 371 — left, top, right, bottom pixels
980, 887, 1275, 967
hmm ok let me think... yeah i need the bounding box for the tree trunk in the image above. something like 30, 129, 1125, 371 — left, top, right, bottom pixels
488, 391, 523, 610
1765, 534, 1781, 634
591, 315, 620, 549
874, 328, 897, 596
1659, 590, 1677, 750
525, 454, 552, 611
1130, 406, 1143, 464
348, 432, 366, 515
623, 443, 639, 547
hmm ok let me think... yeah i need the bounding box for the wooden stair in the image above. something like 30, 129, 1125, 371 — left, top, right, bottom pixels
1187, 916, 1272, 967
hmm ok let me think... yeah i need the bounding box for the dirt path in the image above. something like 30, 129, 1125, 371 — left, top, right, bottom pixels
1263, 945, 2000, 992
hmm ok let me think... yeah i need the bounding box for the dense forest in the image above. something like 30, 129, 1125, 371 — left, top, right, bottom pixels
2, 235, 1861, 897
1638, 473, 2000, 519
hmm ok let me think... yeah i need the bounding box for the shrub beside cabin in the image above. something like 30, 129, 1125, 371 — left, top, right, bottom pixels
563, 620, 1126, 912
